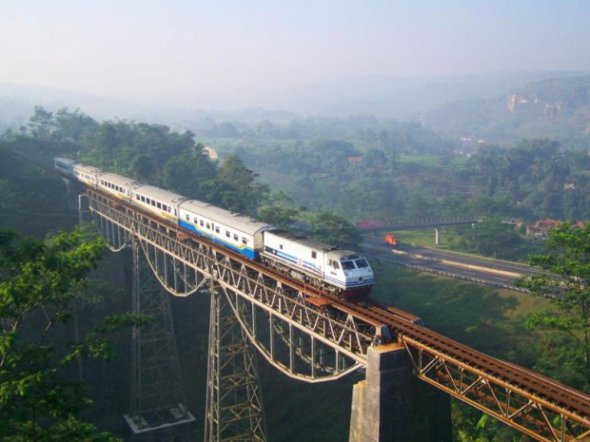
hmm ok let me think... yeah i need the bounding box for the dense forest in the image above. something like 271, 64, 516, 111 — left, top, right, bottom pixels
1, 106, 589, 441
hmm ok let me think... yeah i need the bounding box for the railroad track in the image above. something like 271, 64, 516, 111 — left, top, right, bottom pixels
331, 296, 590, 435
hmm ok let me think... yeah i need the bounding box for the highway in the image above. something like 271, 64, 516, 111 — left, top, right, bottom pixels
361, 236, 544, 291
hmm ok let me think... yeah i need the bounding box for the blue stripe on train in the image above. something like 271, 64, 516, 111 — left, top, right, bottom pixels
179, 220, 257, 260
323, 274, 374, 287
264, 247, 321, 274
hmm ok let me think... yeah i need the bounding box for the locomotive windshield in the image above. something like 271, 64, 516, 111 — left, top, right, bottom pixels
354, 259, 369, 268
341, 260, 355, 270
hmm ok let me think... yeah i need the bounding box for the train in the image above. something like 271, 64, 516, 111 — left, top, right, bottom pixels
54, 157, 375, 299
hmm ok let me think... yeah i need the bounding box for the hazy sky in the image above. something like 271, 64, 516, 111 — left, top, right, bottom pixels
1, 0, 589, 108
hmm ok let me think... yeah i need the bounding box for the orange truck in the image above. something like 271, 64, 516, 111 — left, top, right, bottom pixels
383, 233, 398, 246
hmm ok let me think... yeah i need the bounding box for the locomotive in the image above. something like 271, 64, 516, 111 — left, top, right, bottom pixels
55, 157, 374, 299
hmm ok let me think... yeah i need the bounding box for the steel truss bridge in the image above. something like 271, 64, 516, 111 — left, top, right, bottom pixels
81, 187, 589, 442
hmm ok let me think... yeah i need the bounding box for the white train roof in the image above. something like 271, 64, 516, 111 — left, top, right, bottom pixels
134, 184, 187, 205
180, 199, 273, 235
99, 172, 139, 189
74, 163, 102, 175
267, 230, 339, 252
55, 157, 76, 166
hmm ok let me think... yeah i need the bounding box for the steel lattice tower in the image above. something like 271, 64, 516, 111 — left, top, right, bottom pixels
124, 238, 196, 441
205, 287, 267, 442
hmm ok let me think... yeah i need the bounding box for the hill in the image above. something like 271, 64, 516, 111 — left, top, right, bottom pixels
424, 75, 590, 149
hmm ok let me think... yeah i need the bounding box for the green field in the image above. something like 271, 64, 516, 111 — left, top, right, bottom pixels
382, 227, 468, 250
370, 261, 551, 364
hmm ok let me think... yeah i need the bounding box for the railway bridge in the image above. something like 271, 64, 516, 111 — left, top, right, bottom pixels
76, 185, 589, 442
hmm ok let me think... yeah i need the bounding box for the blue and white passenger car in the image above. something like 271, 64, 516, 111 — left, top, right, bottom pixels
178, 199, 272, 260
131, 185, 185, 222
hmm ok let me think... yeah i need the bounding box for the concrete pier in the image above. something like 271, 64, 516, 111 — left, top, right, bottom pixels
349, 344, 451, 442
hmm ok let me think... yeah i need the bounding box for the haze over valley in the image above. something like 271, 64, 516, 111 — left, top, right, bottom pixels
2, 1, 590, 441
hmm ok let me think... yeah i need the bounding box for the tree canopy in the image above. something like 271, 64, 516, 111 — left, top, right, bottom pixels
521, 222, 590, 390
0, 227, 126, 440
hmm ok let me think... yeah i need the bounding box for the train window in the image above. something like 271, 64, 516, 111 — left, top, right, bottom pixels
194, 217, 198, 223
174, 209, 177, 216
206, 223, 210, 229
355, 259, 369, 268
185, 214, 190, 221
242, 237, 248, 245
157, 202, 161, 209
234, 234, 239, 241
329, 260, 340, 269
151, 200, 156, 206
341, 260, 355, 270
200, 220, 204, 227
136, 195, 140, 200
215, 226, 220, 234
311, 251, 317, 259
225, 231, 230, 238
279, 244, 283, 250
141, 196, 145, 202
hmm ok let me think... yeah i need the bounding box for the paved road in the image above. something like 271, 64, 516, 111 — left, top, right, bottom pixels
361, 237, 543, 291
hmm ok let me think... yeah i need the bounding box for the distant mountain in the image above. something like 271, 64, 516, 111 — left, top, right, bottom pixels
2, 73, 589, 147
423, 75, 590, 148
266, 71, 584, 118
0, 83, 141, 130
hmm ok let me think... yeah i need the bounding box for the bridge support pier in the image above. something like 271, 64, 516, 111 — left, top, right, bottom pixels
123, 239, 195, 441
349, 344, 413, 442
349, 344, 451, 442
434, 227, 440, 246
204, 287, 267, 442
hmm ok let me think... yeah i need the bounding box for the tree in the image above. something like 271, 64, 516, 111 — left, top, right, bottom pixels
161, 145, 216, 198
0, 227, 123, 440
212, 155, 269, 215
28, 106, 54, 139
130, 153, 156, 182
309, 212, 360, 249
258, 206, 299, 229
464, 217, 525, 259
521, 223, 590, 391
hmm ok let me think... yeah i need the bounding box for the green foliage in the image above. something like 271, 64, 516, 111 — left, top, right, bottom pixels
160, 144, 217, 198
211, 154, 269, 215
520, 222, 590, 390
3, 108, 271, 219
0, 227, 123, 440
0, 146, 73, 236
461, 217, 526, 259
466, 140, 590, 220
258, 206, 299, 229
309, 212, 360, 248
